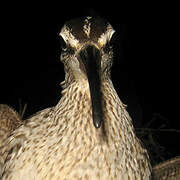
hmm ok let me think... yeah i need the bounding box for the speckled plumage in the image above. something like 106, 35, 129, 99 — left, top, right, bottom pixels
1, 17, 151, 179
152, 156, 180, 180
0, 104, 22, 146
0, 104, 22, 176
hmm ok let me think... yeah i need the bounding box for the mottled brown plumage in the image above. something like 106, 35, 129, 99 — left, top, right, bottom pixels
0, 104, 22, 145
0, 104, 22, 176
152, 156, 180, 180
1, 17, 151, 179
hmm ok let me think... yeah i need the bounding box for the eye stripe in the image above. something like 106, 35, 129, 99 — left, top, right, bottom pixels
60, 25, 79, 48
98, 24, 115, 47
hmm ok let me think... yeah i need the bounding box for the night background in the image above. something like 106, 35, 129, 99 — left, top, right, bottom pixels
0, 7, 179, 165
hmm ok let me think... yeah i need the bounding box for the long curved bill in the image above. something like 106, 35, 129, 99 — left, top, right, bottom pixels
80, 45, 103, 128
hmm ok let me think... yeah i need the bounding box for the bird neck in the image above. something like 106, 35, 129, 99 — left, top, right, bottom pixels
54, 78, 135, 145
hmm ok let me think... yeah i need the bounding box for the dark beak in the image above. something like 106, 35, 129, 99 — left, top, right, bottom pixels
80, 45, 103, 128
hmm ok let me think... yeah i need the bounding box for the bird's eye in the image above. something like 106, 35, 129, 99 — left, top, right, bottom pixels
59, 36, 67, 50
109, 32, 118, 46
104, 32, 118, 53
103, 32, 119, 54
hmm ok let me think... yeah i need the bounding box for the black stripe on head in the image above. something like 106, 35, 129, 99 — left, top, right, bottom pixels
65, 17, 109, 42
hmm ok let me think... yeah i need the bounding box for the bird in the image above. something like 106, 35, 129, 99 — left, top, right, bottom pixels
0, 104, 22, 176
0, 17, 152, 179
152, 156, 180, 179
0, 104, 22, 146
1, 106, 179, 180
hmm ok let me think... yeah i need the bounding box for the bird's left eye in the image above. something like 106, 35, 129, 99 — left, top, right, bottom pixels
103, 32, 118, 53
59, 36, 67, 50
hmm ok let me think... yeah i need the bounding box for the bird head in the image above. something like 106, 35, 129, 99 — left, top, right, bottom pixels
59, 17, 115, 129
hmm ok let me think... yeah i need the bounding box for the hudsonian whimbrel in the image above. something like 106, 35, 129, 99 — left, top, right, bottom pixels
0, 17, 152, 179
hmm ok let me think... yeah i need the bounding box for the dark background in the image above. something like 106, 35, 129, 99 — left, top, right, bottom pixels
0, 7, 179, 164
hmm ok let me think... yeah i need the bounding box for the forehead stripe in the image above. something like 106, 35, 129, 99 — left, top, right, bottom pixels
83, 17, 92, 38
60, 17, 115, 48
